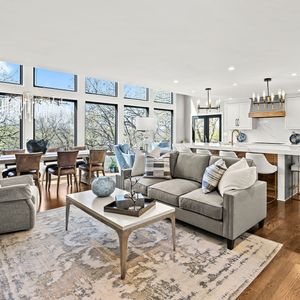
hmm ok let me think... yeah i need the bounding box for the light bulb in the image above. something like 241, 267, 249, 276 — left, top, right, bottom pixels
256, 94, 260, 103
252, 92, 256, 101
262, 90, 266, 100
271, 93, 275, 102
282, 90, 286, 100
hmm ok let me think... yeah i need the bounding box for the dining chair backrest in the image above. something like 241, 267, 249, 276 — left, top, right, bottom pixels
57, 151, 79, 168
47, 147, 59, 152
89, 150, 106, 165
2, 149, 25, 155
15, 153, 42, 173
70, 146, 86, 151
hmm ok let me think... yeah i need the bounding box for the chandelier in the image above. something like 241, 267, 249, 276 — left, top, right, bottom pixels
251, 78, 286, 109
197, 88, 220, 113
0, 92, 65, 121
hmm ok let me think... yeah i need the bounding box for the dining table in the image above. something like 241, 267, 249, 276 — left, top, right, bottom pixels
0, 150, 90, 165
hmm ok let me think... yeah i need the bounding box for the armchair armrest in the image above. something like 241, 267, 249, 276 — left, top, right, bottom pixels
222, 180, 267, 240
0, 175, 34, 187
116, 168, 132, 189
0, 184, 32, 203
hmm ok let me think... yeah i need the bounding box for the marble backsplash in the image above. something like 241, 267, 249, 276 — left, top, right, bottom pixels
225, 117, 296, 144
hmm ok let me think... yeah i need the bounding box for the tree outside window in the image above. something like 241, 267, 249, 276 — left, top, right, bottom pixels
34, 98, 76, 148
123, 106, 148, 148
0, 93, 22, 150
85, 102, 117, 151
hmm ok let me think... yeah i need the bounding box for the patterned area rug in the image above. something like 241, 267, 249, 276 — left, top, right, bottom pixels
0, 207, 281, 300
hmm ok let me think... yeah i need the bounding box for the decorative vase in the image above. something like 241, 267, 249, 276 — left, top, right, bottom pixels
91, 176, 116, 197
290, 132, 300, 145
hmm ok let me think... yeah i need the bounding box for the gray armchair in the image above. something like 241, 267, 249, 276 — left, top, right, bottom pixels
0, 175, 38, 234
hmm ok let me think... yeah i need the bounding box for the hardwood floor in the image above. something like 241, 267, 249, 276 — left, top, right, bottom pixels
39, 179, 300, 299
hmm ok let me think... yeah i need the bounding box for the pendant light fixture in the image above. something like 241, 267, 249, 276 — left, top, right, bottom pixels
197, 88, 220, 113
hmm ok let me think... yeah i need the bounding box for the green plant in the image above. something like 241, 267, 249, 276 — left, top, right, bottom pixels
109, 157, 118, 172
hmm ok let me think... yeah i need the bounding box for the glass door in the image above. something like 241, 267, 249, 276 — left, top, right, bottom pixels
192, 114, 222, 143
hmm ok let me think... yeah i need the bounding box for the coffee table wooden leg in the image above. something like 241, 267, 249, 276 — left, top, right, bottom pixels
66, 202, 70, 231
170, 214, 176, 251
117, 230, 130, 279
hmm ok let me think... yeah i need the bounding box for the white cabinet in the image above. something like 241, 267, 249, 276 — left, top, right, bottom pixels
285, 97, 300, 129
225, 101, 254, 130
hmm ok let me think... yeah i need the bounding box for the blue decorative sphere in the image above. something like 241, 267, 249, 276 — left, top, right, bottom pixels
91, 176, 116, 197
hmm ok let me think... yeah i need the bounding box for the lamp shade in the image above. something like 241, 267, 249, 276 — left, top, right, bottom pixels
136, 117, 157, 131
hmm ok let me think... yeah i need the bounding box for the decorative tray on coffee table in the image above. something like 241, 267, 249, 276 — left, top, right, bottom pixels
104, 196, 156, 217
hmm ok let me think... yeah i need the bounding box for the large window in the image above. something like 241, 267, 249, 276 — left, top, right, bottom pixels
154, 91, 173, 104
124, 106, 148, 148
34, 68, 77, 91
0, 61, 22, 85
154, 109, 173, 145
85, 102, 117, 151
34, 97, 76, 148
124, 84, 148, 101
192, 115, 222, 143
0, 93, 22, 150
85, 77, 117, 97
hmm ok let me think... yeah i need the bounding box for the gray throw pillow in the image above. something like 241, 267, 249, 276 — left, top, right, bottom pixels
202, 159, 227, 194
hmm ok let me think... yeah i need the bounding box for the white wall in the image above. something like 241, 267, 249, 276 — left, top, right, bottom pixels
0, 64, 185, 147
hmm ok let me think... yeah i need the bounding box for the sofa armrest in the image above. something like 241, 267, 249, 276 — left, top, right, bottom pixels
0, 184, 32, 203
116, 169, 132, 189
222, 180, 267, 240
0, 175, 34, 187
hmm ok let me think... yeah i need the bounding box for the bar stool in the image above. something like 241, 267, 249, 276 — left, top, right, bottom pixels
197, 149, 212, 155
219, 150, 238, 158
290, 161, 300, 201
246, 152, 277, 203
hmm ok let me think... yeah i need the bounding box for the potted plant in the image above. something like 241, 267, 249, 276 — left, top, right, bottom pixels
108, 157, 118, 173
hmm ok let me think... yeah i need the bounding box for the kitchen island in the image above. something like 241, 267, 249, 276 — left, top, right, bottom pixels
174, 142, 300, 201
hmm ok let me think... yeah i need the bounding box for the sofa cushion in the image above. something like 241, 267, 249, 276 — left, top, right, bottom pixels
209, 156, 254, 168
124, 176, 167, 196
179, 189, 223, 220
148, 179, 199, 207
173, 153, 210, 183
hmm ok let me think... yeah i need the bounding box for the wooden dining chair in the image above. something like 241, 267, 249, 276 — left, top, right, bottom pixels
2, 149, 25, 169
79, 150, 106, 185
41, 147, 59, 185
15, 152, 43, 201
46, 150, 79, 194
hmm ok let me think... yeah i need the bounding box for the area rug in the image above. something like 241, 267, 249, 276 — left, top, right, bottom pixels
0, 207, 281, 300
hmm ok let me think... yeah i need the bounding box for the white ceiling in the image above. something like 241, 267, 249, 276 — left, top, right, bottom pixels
1, 0, 300, 101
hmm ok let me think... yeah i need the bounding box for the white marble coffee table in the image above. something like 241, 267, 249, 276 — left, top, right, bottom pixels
66, 188, 176, 279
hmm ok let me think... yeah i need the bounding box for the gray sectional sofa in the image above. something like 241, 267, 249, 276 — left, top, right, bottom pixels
118, 151, 267, 249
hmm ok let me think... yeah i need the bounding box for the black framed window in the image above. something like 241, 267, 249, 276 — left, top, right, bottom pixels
0, 61, 22, 85
154, 91, 173, 104
124, 84, 149, 101
85, 77, 118, 97
124, 105, 149, 148
33, 68, 77, 91
0, 93, 23, 150
192, 114, 222, 143
85, 102, 117, 151
154, 109, 173, 145
34, 97, 77, 148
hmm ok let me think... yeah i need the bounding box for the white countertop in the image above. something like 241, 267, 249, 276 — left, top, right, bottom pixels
175, 142, 300, 155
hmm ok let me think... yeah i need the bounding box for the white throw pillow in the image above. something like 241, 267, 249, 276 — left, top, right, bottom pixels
218, 158, 257, 196
131, 147, 161, 177
131, 152, 146, 177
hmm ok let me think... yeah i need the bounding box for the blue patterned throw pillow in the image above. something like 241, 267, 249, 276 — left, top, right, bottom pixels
202, 159, 227, 193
